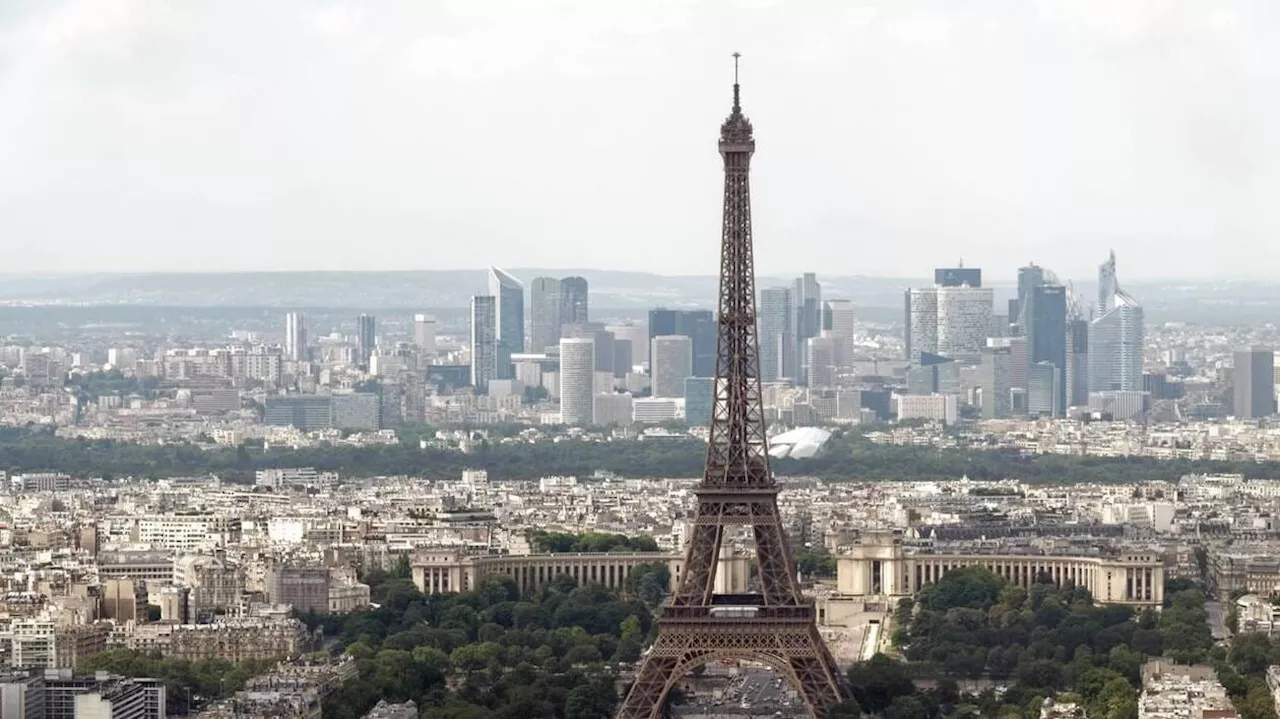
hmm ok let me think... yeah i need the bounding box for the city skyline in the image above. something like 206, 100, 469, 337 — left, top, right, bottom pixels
4, 2, 1280, 279
3, 8, 1280, 719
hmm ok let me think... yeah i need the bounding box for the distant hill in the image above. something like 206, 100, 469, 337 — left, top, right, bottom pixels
0, 270, 930, 311
0, 270, 1276, 324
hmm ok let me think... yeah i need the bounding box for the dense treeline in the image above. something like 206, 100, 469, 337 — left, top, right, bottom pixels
302, 565, 669, 718
870, 569, 1218, 719
1212, 632, 1280, 719
3, 426, 1279, 483
528, 531, 660, 554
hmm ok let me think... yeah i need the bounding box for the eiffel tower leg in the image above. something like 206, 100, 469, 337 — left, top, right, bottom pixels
751, 499, 800, 606
672, 521, 723, 606
617, 624, 847, 719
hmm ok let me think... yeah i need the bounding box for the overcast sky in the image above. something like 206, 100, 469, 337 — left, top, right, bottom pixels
2, 1, 1279, 282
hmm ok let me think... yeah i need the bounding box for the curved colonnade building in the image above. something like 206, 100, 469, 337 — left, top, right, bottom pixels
412, 548, 750, 597
833, 530, 1164, 608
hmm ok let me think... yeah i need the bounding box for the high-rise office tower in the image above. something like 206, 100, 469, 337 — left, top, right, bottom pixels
1027, 361, 1061, 417
935, 266, 982, 288
1066, 318, 1089, 407
413, 314, 438, 359
1008, 336, 1029, 398
805, 334, 837, 388
1026, 283, 1067, 415
648, 309, 716, 377
823, 299, 856, 371
1097, 250, 1117, 317
904, 287, 938, 362
684, 376, 715, 427
559, 276, 589, 327
531, 275, 590, 354
793, 272, 821, 384
606, 323, 647, 367
563, 322, 614, 375
684, 310, 716, 378
285, 312, 306, 361
935, 286, 994, 363
355, 314, 376, 369
559, 337, 595, 426
529, 277, 562, 354
488, 267, 524, 379
1233, 347, 1276, 419
469, 296, 496, 393
651, 335, 693, 398
1013, 264, 1046, 334
1088, 251, 1144, 398
979, 341, 1013, 419
1089, 291, 1144, 394
612, 340, 633, 379
759, 287, 796, 382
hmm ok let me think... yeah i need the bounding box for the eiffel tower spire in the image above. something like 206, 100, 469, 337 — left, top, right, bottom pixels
615, 55, 848, 719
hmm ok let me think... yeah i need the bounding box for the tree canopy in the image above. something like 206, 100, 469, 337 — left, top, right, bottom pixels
529, 531, 660, 554
301, 566, 664, 718
2, 426, 1279, 483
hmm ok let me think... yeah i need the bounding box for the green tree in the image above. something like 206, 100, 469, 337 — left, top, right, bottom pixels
847, 654, 916, 714
824, 698, 863, 718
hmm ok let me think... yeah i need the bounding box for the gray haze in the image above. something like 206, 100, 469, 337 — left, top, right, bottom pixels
2, 0, 1279, 280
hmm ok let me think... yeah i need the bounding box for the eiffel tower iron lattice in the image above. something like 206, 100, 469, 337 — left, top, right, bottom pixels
615, 56, 849, 719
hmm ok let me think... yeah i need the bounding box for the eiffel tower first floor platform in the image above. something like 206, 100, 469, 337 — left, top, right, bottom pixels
615, 598, 849, 719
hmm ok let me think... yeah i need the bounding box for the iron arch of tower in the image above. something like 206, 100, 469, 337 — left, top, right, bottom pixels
615, 56, 849, 719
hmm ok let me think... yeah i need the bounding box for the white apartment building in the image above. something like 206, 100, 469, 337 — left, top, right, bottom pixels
633, 398, 680, 423
10, 618, 55, 669
133, 515, 240, 552
894, 393, 958, 425
936, 286, 994, 363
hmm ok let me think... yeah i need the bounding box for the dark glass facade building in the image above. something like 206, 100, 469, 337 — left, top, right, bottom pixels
648, 309, 717, 378
934, 267, 982, 288
1026, 284, 1067, 415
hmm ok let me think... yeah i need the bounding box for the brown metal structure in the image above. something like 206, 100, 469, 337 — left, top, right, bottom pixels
615, 57, 849, 719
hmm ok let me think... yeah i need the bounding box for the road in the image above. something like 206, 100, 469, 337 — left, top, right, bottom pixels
679, 665, 805, 717
1206, 599, 1228, 641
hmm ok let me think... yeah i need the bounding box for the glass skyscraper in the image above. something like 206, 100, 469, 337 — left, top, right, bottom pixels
488, 267, 524, 380
1026, 283, 1066, 416
684, 376, 715, 427
648, 309, 716, 378
759, 287, 795, 382
470, 296, 496, 393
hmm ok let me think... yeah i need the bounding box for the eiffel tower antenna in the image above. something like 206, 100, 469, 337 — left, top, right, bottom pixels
615, 54, 849, 719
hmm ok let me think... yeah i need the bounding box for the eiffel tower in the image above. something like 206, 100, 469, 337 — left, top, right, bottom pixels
615, 55, 849, 719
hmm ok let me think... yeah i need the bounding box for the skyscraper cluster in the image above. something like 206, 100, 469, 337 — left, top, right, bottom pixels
755, 274, 857, 388
905, 265, 993, 364
902, 253, 1147, 420
466, 270, 621, 424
